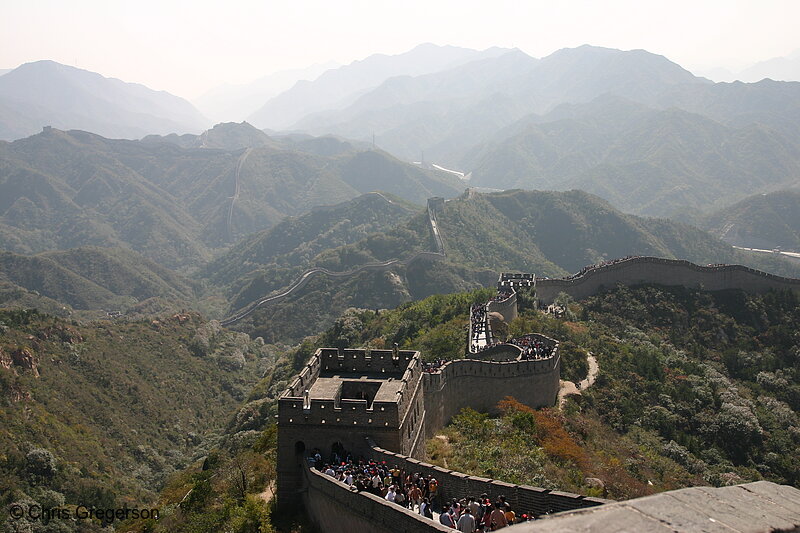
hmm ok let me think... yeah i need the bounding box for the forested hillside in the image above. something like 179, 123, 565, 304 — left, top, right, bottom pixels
0, 309, 276, 528
212, 189, 800, 343
141, 281, 800, 532
464, 97, 800, 216
0, 127, 462, 269
0, 247, 197, 314
702, 189, 800, 250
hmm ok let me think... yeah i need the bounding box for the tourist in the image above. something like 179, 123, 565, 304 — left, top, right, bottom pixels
490, 502, 508, 529
481, 503, 493, 531
385, 485, 397, 503
409, 482, 422, 510
457, 507, 476, 532
420, 497, 433, 519
504, 503, 515, 525
468, 496, 480, 518
440, 508, 456, 528
429, 477, 439, 504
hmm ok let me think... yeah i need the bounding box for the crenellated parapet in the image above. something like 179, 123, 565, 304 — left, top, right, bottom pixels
423, 343, 560, 437
535, 256, 800, 305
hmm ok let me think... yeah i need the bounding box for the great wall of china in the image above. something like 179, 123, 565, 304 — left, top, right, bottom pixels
223, 192, 800, 327
534, 256, 800, 305
273, 195, 800, 531
220, 196, 446, 326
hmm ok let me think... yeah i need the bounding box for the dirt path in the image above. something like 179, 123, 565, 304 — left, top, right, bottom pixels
558, 352, 598, 408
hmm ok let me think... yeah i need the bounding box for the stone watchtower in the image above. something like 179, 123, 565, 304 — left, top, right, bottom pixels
276, 347, 426, 506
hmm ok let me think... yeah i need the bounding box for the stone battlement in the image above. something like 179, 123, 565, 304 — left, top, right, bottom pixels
317, 347, 417, 375
536, 256, 800, 305
277, 337, 562, 513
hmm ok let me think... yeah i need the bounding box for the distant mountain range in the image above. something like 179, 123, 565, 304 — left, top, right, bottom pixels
0, 60, 210, 140
247, 43, 511, 130
0, 125, 463, 269
270, 45, 800, 218
463, 95, 800, 216
2, 44, 800, 329
194, 61, 338, 123
700, 49, 800, 83
288, 45, 707, 164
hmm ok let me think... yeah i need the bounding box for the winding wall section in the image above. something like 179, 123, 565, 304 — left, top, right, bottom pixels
221, 198, 446, 326
535, 256, 800, 305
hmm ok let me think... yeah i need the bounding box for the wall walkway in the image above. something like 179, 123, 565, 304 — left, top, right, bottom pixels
536, 256, 800, 305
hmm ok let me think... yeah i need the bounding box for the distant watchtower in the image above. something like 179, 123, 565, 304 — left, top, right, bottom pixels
427, 197, 444, 216
498, 272, 535, 291
276, 348, 426, 507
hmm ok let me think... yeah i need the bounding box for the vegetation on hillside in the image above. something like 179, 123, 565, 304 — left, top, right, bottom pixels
428, 285, 800, 500
0, 127, 462, 269
0, 247, 198, 314
0, 310, 275, 532
141, 282, 800, 532
702, 189, 800, 251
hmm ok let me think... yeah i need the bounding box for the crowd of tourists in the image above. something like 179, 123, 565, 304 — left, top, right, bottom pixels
470, 304, 488, 335
490, 288, 514, 302
566, 256, 640, 280
308, 447, 540, 530
436, 495, 540, 530
422, 359, 446, 373
509, 336, 554, 359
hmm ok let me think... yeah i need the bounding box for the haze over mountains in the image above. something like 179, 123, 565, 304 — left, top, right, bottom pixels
266, 44, 800, 218
292, 45, 705, 160
194, 61, 338, 123
0, 60, 209, 141
247, 43, 512, 130
2, 41, 800, 324
701, 49, 800, 83
0, 125, 462, 270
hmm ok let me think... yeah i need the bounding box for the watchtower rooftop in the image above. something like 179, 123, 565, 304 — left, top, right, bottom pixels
498, 272, 535, 289
278, 348, 422, 432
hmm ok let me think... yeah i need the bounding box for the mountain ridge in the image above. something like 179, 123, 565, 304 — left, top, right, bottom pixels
0, 60, 210, 140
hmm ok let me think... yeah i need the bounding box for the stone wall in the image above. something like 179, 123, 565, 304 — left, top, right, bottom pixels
318, 348, 417, 375
303, 460, 452, 533
488, 290, 518, 323
536, 256, 800, 305
368, 441, 611, 517
422, 356, 560, 440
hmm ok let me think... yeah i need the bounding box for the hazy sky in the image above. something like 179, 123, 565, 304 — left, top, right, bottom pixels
2, 0, 799, 100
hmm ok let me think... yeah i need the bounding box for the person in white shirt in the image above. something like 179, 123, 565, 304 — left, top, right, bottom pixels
457, 508, 476, 532
385, 485, 397, 503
